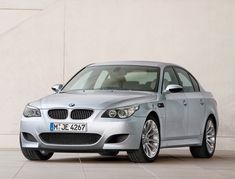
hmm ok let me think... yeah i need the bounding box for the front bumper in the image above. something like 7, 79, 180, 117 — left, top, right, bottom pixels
20, 109, 145, 152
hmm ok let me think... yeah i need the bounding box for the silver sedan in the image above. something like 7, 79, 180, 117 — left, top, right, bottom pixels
20, 61, 218, 162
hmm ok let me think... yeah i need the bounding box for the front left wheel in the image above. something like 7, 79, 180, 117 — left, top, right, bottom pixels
128, 115, 160, 163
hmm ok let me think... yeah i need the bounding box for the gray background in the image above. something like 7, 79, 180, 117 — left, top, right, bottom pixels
0, 0, 234, 149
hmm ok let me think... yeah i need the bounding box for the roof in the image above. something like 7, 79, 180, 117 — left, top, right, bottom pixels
89, 60, 177, 68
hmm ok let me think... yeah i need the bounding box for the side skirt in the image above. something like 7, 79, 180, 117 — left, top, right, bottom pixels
160, 135, 203, 148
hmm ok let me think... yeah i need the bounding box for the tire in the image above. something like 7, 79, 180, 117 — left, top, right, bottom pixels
20, 135, 53, 161
128, 115, 160, 163
99, 151, 119, 157
190, 117, 216, 158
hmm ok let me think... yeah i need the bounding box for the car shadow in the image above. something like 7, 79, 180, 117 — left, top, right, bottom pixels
47, 155, 130, 163
45, 153, 221, 164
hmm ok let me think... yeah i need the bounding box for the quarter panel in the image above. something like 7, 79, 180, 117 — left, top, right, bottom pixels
201, 91, 219, 134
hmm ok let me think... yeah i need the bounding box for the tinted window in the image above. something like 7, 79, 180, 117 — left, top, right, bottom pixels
174, 67, 194, 92
162, 67, 179, 91
190, 75, 200, 92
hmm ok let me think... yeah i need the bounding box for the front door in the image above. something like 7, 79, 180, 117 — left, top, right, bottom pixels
162, 67, 188, 139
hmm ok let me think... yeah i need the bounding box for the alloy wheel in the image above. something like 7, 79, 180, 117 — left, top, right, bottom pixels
142, 119, 160, 158
206, 120, 216, 154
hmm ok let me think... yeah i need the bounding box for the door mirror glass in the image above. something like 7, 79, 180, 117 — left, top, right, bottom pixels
51, 84, 63, 93
164, 84, 183, 94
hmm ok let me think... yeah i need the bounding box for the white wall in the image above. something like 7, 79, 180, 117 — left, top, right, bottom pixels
0, 0, 234, 149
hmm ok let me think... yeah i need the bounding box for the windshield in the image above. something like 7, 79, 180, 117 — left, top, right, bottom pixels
62, 65, 160, 92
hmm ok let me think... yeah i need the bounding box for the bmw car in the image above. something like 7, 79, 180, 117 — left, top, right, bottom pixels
20, 61, 218, 162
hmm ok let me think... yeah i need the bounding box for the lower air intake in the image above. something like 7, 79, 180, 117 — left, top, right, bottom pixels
39, 133, 101, 145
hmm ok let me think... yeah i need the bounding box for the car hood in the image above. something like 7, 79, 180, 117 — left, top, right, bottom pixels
32, 90, 157, 110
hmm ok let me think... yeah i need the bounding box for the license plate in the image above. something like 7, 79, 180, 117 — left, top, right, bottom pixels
50, 123, 87, 132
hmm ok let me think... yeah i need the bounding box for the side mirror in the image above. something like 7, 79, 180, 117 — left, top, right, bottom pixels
163, 84, 183, 94
51, 84, 63, 93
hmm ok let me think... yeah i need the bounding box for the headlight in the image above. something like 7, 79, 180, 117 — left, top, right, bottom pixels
23, 104, 41, 117
102, 105, 139, 119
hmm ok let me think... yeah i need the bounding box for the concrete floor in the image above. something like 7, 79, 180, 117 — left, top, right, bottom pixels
0, 149, 235, 179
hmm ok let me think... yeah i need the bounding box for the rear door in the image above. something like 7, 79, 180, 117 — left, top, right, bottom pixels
173, 67, 205, 137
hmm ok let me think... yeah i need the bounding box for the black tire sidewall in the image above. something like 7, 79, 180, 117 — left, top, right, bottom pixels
99, 151, 119, 156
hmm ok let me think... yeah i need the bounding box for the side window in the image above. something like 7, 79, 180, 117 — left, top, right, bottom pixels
190, 75, 200, 92
174, 67, 194, 92
162, 67, 179, 91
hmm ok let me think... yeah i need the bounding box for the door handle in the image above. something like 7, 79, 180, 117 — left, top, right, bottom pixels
200, 99, 205, 105
183, 99, 187, 106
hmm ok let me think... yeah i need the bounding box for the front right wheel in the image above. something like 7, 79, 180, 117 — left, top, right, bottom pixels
190, 117, 216, 158
99, 151, 119, 157
20, 135, 53, 161
128, 115, 160, 163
